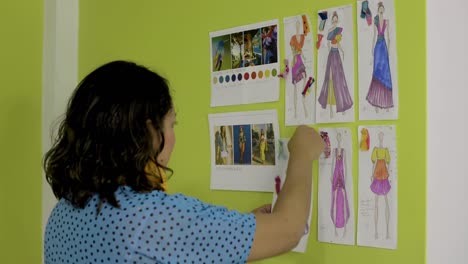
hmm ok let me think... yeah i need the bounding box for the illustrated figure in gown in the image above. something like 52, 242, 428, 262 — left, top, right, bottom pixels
366, 2, 394, 112
330, 133, 350, 237
318, 11, 353, 118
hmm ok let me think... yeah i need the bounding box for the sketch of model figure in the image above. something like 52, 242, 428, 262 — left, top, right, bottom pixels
318, 11, 353, 118
366, 2, 393, 112
330, 133, 350, 237
289, 18, 308, 119
370, 132, 391, 239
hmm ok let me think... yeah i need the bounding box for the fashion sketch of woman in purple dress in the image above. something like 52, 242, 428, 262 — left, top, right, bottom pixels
330, 133, 350, 236
366, 2, 393, 112
318, 12, 353, 119
289, 18, 309, 119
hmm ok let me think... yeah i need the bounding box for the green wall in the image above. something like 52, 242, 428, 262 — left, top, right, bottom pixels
79, 0, 426, 263
0, 1, 43, 263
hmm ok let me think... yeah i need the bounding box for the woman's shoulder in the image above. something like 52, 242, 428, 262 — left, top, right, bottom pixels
117, 186, 201, 206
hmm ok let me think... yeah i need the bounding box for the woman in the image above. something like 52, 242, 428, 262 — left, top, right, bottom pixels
259, 129, 267, 164
216, 125, 229, 165
317, 11, 353, 118
44, 60, 324, 263
366, 2, 393, 112
238, 126, 246, 164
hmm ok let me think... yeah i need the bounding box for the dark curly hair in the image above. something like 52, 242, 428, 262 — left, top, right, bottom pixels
44, 60, 173, 209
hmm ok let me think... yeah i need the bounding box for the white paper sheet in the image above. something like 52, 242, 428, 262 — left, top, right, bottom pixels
210, 20, 280, 106
357, 0, 399, 120
271, 138, 313, 253
318, 127, 355, 245
316, 5, 356, 124
209, 110, 280, 191
283, 14, 316, 126
357, 125, 397, 249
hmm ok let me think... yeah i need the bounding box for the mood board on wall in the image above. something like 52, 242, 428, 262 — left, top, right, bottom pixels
208, 0, 399, 251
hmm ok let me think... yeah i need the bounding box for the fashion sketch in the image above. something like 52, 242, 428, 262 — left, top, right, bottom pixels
283, 14, 316, 125
370, 132, 391, 239
330, 133, 350, 237
357, 125, 397, 249
366, 2, 393, 111
318, 128, 355, 245
290, 17, 308, 118
357, 0, 398, 120
317, 11, 353, 118
316, 5, 355, 124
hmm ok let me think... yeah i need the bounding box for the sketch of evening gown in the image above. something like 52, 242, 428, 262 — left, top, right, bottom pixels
366, 17, 393, 109
318, 27, 353, 113
331, 148, 350, 228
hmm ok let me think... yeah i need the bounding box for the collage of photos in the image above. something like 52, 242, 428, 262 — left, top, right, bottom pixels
210, 20, 280, 107
213, 123, 275, 166
211, 25, 278, 72
209, 110, 280, 191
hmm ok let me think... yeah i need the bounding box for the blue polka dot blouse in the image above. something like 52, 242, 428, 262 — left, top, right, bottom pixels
44, 186, 256, 263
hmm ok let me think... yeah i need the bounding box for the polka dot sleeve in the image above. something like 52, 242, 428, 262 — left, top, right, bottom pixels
134, 194, 256, 264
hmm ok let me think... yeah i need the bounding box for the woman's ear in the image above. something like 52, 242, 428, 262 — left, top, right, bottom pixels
146, 119, 161, 152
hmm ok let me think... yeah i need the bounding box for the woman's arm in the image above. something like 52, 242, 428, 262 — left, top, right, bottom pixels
247, 126, 324, 262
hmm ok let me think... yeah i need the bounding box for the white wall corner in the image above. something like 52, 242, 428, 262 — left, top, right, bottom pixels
427, 1, 468, 264
41, 0, 79, 262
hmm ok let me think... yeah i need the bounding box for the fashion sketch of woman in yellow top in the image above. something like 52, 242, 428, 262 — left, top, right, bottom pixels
370, 131, 391, 239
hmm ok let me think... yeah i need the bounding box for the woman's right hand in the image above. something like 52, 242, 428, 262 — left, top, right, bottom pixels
288, 126, 324, 161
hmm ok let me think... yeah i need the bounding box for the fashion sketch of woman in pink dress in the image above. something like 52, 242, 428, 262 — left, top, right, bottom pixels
330, 133, 350, 236
318, 12, 353, 118
366, 2, 393, 112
